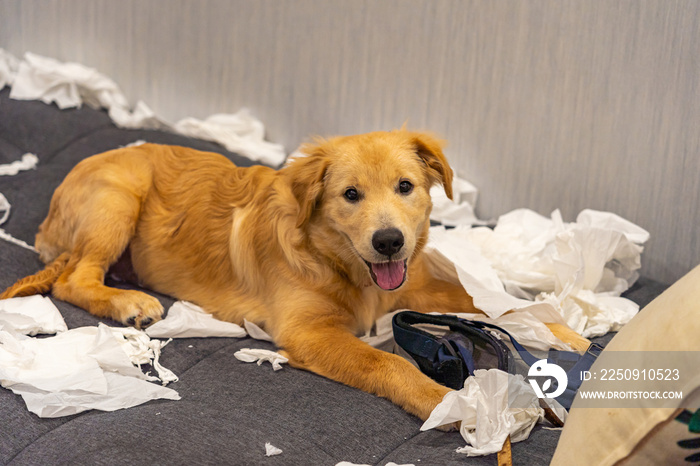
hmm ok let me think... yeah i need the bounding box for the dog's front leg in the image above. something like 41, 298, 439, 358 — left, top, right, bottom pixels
397, 256, 479, 315
277, 314, 451, 422
399, 258, 591, 351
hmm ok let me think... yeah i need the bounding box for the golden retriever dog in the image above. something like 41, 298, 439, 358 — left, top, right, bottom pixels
1, 130, 587, 421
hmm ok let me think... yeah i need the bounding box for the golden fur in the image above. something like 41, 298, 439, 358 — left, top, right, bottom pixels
1, 130, 588, 421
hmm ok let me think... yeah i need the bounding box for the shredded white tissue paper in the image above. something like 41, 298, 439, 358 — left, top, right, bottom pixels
0, 49, 286, 165
112, 326, 179, 385
0, 153, 38, 176
426, 226, 566, 325
426, 208, 648, 338
264, 442, 283, 457
146, 301, 247, 339
175, 111, 286, 166
430, 175, 480, 227
0, 193, 37, 252
0, 296, 179, 417
0, 295, 67, 336
0, 162, 38, 249
10, 52, 164, 129
421, 368, 561, 457
234, 348, 288, 371
0, 321, 180, 418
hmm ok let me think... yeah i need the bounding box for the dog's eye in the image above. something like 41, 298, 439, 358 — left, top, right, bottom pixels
344, 188, 359, 202
398, 180, 413, 194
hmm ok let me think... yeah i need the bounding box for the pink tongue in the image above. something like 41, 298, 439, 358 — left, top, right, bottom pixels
371, 261, 405, 290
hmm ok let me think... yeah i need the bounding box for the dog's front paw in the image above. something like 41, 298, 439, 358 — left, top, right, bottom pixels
111, 290, 164, 329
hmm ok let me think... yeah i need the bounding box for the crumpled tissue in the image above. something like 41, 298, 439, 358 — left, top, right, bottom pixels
146, 301, 247, 338
1, 153, 40, 251
0, 294, 67, 335
426, 226, 567, 323
421, 368, 565, 456
265, 442, 283, 456
234, 348, 288, 371
9, 51, 164, 129
429, 176, 480, 227
0, 297, 180, 417
0, 49, 286, 166
0, 193, 36, 252
0, 191, 37, 252
146, 302, 288, 369
174, 111, 286, 166
0, 153, 38, 176
426, 208, 648, 338
147, 300, 279, 342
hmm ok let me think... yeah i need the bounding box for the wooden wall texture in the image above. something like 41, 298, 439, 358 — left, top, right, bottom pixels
2, 0, 698, 284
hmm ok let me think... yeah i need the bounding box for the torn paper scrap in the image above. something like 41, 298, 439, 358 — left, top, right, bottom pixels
425, 227, 564, 323
0, 153, 38, 176
426, 208, 648, 338
430, 176, 480, 227
19, 371, 179, 418
148, 338, 180, 385
264, 443, 283, 457
9, 51, 164, 129
109, 326, 179, 385
146, 301, 246, 338
244, 319, 273, 342
0, 193, 37, 252
0, 295, 67, 336
235, 348, 288, 371
0, 323, 179, 418
1, 49, 286, 166
421, 368, 551, 457
576, 209, 650, 245
174, 111, 286, 166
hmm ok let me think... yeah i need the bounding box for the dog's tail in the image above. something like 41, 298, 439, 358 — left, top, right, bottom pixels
0, 252, 70, 299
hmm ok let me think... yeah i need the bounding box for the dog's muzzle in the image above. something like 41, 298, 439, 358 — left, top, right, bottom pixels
366, 228, 407, 290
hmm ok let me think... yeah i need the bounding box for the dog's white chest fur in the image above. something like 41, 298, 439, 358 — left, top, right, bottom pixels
355, 287, 387, 334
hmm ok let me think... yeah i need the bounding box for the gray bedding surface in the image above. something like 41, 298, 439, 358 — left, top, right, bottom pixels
0, 89, 668, 465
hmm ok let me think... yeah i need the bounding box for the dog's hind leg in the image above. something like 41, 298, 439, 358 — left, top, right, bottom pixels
53, 252, 164, 329
46, 174, 163, 329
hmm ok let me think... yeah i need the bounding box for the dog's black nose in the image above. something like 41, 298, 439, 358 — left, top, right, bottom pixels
372, 228, 404, 257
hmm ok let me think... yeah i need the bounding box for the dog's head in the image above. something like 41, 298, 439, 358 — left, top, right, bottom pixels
287, 130, 453, 291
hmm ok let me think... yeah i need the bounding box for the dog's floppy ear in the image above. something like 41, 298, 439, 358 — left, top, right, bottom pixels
287, 142, 329, 228
409, 132, 454, 200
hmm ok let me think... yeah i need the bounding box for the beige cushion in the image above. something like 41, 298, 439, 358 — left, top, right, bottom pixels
551, 265, 700, 466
